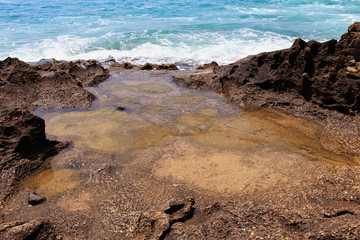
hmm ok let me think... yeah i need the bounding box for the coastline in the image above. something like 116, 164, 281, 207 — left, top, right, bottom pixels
1, 23, 360, 239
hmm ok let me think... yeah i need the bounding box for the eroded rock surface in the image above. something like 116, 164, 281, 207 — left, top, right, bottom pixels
0, 57, 108, 217
0, 219, 57, 240
219, 23, 360, 115
0, 108, 66, 209
173, 23, 360, 156
108, 61, 179, 71
0, 57, 109, 110
2, 24, 360, 240
174, 23, 360, 116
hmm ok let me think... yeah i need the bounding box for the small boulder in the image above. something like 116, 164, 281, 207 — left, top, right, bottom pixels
142, 63, 156, 70
116, 106, 126, 111
27, 192, 46, 206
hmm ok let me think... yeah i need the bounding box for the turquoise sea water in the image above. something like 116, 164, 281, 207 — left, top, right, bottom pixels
1, 0, 359, 64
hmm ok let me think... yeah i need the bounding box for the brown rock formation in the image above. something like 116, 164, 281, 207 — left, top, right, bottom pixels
0, 219, 57, 240
220, 22, 360, 115
0, 57, 109, 110
174, 23, 360, 116
0, 108, 67, 209
0, 57, 108, 211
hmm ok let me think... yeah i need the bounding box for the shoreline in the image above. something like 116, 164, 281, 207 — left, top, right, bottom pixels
1, 23, 360, 239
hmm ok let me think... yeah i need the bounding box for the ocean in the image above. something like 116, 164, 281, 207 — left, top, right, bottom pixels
1, 0, 359, 65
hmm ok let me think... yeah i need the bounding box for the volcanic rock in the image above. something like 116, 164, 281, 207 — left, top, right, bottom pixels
0, 57, 109, 110
172, 23, 360, 156
27, 192, 46, 206
174, 23, 360, 116
218, 22, 360, 115
116, 106, 126, 111
157, 64, 179, 70
0, 219, 57, 240
0, 107, 66, 208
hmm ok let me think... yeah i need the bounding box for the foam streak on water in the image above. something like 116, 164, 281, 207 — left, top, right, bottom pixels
1, 0, 360, 64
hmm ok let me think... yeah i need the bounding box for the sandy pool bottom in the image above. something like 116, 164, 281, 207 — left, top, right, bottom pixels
25, 71, 359, 199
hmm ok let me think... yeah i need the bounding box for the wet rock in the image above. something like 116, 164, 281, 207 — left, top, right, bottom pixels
109, 61, 135, 70
27, 192, 46, 206
116, 106, 126, 111
54, 60, 110, 87
195, 61, 219, 70
142, 63, 155, 70
158, 64, 179, 70
174, 23, 360, 116
109, 62, 123, 68
172, 23, 360, 156
0, 219, 57, 240
105, 58, 116, 63
172, 69, 222, 92
122, 62, 135, 69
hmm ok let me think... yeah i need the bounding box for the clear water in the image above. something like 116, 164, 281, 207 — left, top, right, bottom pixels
27, 71, 358, 199
1, 0, 360, 64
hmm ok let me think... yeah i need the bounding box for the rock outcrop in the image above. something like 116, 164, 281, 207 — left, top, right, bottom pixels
0, 108, 66, 209
0, 219, 57, 240
174, 23, 360, 116
0, 57, 109, 208
222, 23, 360, 115
0, 57, 109, 110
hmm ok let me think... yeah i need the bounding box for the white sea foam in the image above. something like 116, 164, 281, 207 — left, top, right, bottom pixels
7, 30, 294, 65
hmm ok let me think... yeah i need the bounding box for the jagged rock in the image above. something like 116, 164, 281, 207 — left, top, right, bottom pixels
122, 62, 135, 69
105, 58, 116, 63
142, 63, 155, 70
0, 219, 57, 240
27, 192, 46, 206
172, 69, 222, 91
109, 62, 123, 68
0, 107, 66, 208
138, 197, 195, 239
195, 61, 219, 70
50, 60, 110, 87
174, 23, 360, 116
157, 64, 179, 70
0, 57, 109, 110
218, 22, 360, 115
109, 61, 135, 69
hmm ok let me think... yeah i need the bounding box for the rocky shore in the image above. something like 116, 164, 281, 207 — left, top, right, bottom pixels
0, 24, 360, 239
173, 23, 360, 157
0, 58, 110, 238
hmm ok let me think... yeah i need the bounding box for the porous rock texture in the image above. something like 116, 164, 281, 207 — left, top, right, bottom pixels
173, 22, 360, 156
2, 24, 360, 239
175, 23, 360, 116
0, 108, 66, 209
219, 23, 360, 115
0, 57, 109, 110
0, 58, 109, 239
0, 219, 57, 240
0, 57, 109, 208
